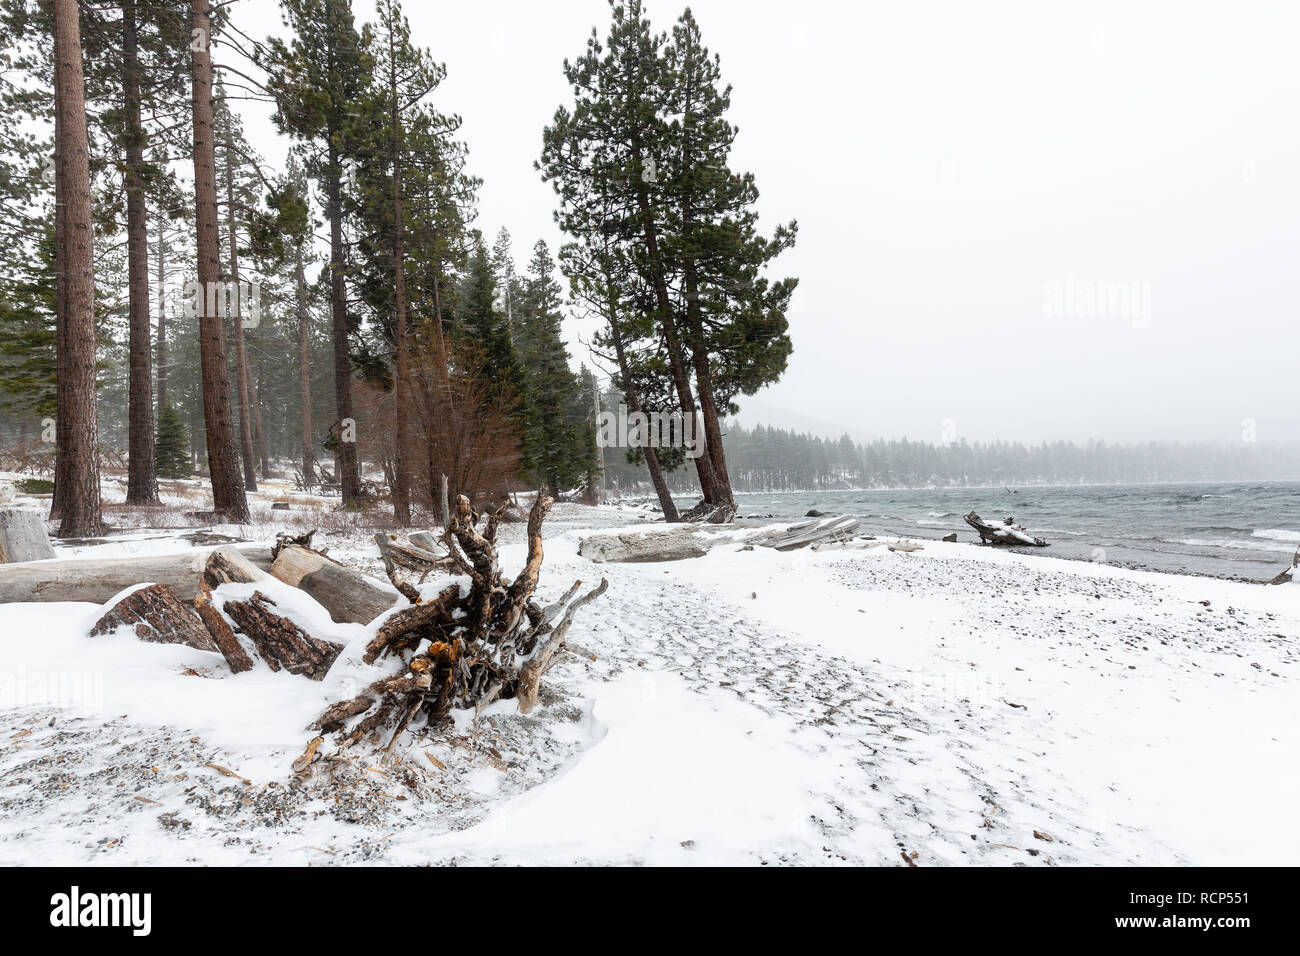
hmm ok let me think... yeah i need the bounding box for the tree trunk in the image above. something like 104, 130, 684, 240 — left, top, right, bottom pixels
190, 0, 249, 522
684, 267, 733, 505
54, 0, 104, 538
389, 54, 411, 526
605, 280, 679, 521
155, 207, 168, 417
224, 122, 258, 492
326, 159, 360, 505
295, 248, 314, 480
629, 150, 720, 505
50, 40, 68, 524
253, 372, 269, 478
122, 0, 159, 506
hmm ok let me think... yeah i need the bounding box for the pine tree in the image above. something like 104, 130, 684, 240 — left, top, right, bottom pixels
263, 0, 372, 505
456, 238, 524, 416
515, 239, 592, 495
661, 9, 797, 505
541, 0, 725, 508
154, 402, 190, 479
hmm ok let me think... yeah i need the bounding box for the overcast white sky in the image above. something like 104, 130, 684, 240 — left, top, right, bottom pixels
232, 0, 1300, 446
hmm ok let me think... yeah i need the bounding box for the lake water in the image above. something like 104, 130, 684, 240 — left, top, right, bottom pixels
679, 482, 1300, 581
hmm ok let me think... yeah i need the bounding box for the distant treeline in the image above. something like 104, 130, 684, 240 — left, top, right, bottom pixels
599, 420, 1300, 493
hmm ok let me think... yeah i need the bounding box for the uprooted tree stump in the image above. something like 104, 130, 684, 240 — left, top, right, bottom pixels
303, 492, 606, 765
964, 511, 1049, 547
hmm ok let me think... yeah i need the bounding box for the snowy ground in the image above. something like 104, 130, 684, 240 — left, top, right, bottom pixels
0, 487, 1296, 866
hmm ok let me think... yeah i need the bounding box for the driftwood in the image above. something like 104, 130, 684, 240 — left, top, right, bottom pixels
0, 544, 273, 604
303, 492, 607, 766
374, 532, 455, 582
578, 515, 865, 563
269, 545, 399, 625
1265, 547, 1299, 585
578, 529, 709, 563
89, 583, 218, 651
219, 590, 343, 680
964, 511, 1049, 547
752, 515, 861, 551
0, 509, 55, 563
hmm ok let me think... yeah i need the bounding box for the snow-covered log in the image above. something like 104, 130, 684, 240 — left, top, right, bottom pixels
270, 545, 400, 625
964, 511, 1049, 547
218, 589, 343, 680
88, 583, 217, 651
0, 544, 273, 604
578, 529, 710, 563
752, 515, 861, 551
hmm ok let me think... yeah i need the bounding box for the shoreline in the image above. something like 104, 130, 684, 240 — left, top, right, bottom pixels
1, 502, 1296, 865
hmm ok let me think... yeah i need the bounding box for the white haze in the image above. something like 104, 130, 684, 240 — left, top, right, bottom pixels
230, 0, 1300, 446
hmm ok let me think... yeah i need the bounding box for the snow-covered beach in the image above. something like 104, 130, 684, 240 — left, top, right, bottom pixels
1, 499, 1295, 866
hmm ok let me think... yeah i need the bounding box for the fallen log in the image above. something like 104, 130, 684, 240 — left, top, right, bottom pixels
89, 583, 217, 652
219, 589, 343, 680
578, 530, 709, 563
0, 544, 273, 605
0, 509, 55, 563
963, 511, 1049, 547
752, 515, 861, 551
200, 545, 267, 592
269, 545, 399, 625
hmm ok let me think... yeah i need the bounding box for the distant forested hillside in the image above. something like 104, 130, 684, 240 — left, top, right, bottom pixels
598, 419, 1300, 493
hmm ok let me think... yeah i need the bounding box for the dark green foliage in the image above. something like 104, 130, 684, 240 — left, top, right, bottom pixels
14, 477, 54, 494
513, 239, 597, 494
0, 220, 57, 419
154, 403, 190, 479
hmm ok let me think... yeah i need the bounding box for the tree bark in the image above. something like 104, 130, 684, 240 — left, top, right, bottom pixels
221, 590, 343, 680
122, 0, 159, 506
684, 267, 733, 505
326, 158, 360, 505
190, 0, 249, 523
155, 207, 168, 417
50, 39, 68, 524
90, 583, 217, 651
294, 246, 314, 480
223, 117, 258, 492
389, 47, 411, 526
253, 372, 269, 478
605, 280, 679, 521
54, 0, 104, 538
